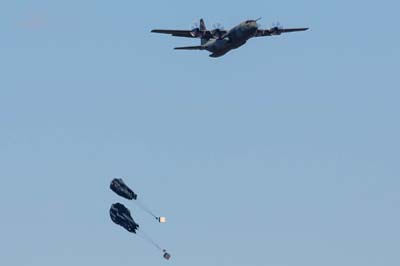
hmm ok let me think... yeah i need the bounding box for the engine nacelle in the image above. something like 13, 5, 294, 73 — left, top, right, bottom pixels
270, 27, 282, 35
191, 28, 208, 38
190, 28, 202, 37
211, 28, 224, 39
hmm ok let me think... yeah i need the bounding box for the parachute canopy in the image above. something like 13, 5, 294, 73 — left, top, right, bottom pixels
110, 203, 139, 233
110, 178, 165, 223
108, 182, 170, 260
110, 178, 137, 200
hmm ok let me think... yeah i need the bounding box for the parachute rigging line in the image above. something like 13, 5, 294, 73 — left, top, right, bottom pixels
136, 199, 158, 220
137, 229, 163, 251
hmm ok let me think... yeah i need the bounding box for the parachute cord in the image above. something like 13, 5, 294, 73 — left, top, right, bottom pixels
136, 199, 158, 220
137, 229, 163, 252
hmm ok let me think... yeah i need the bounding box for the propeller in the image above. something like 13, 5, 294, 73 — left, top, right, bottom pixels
211, 22, 225, 39
190, 22, 203, 38
212, 22, 224, 30
271, 21, 283, 28
270, 21, 283, 35
191, 22, 199, 29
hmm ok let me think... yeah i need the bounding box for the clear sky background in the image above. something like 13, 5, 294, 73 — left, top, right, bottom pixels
1, 1, 399, 265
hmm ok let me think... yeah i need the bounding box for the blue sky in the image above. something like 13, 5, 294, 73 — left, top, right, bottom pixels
1, 1, 399, 265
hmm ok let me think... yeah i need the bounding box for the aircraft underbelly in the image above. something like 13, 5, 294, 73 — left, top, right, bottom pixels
206, 38, 247, 57
230, 40, 247, 49
206, 39, 229, 52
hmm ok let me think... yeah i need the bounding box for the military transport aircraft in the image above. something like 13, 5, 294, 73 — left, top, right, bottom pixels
151, 18, 308, 57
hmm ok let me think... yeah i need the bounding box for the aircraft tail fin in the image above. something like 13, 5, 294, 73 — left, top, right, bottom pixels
174, 45, 205, 50
199, 18, 206, 31
200, 18, 208, 45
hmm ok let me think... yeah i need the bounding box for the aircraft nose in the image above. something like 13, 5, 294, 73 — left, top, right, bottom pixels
249, 22, 258, 32
249, 21, 258, 30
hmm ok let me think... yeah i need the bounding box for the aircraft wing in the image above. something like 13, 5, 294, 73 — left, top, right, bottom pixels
151, 29, 227, 39
174, 45, 205, 50
151, 29, 198, 38
255, 27, 309, 37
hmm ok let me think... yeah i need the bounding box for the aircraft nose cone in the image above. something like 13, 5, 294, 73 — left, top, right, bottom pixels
250, 22, 258, 32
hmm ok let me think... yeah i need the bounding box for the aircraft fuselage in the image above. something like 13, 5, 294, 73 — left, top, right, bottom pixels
204, 21, 258, 57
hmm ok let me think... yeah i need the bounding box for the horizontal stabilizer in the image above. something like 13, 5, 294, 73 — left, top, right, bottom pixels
174, 45, 205, 50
